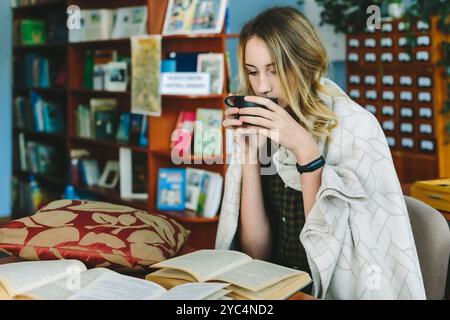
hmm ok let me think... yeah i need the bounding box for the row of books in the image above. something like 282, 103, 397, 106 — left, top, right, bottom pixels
13, 93, 65, 133
16, 133, 59, 175
76, 99, 147, 146
157, 167, 223, 218
13, 12, 67, 46
69, 148, 148, 202
14, 54, 67, 88
171, 108, 223, 158
69, 6, 147, 43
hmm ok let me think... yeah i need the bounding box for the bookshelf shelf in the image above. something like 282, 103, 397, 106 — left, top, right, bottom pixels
73, 183, 148, 211
163, 33, 239, 40
12, 0, 66, 11
14, 128, 67, 140
71, 136, 147, 153
70, 89, 131, 97
162, 94, 225, 100
14, 87, 67, 94
155, 210, 220, 224
151, 149, 225, 164
14, 169, 67, 186
13, 43, 67, 52
68, 38, 131, 47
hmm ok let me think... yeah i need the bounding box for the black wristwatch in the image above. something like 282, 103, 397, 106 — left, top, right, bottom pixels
296, 155, 325, 174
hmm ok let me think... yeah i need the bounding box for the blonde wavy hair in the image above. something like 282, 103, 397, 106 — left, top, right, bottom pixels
238, 6, 339, 139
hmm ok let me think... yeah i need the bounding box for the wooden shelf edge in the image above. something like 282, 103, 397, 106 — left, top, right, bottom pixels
71, 136, 147, 153
151, 149, 225, 164
74, 184, 148, 211
162, 94, 225, 99
14, 128, 67, 140
154, 209, 219, 224
13, 169, 67, 186
70, 89, 131, 96
12, 0, 66, 11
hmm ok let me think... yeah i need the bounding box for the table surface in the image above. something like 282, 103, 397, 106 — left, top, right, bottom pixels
0, 256, 317, 300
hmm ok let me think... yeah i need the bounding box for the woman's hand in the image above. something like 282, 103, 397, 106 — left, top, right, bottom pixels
237, 96, 321, 165
223, 106, 267, 162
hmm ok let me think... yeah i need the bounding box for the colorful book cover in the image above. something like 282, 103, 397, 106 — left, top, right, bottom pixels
194, 108, 223, 157
157, 168, 186, 212
139, 116, 148, 147
185, 168, 204, 212
116, 112, 131, 143
129, 113, 143, 145
171, 111, 196, 157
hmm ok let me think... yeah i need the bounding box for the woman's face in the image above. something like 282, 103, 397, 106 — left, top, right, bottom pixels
244, 36, 288, 108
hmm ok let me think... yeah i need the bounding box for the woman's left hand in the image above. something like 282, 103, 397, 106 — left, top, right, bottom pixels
238, 96, 321, 165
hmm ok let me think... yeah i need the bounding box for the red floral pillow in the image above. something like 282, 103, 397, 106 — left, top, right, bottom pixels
0, 200, 190, 271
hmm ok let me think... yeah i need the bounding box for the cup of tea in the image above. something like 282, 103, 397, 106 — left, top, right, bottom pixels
224, 95, 278, 109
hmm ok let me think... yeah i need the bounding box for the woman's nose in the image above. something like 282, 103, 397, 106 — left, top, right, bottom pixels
257, 74, 272, 95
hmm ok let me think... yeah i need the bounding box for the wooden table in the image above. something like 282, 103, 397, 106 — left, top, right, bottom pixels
0, 256, 318, 300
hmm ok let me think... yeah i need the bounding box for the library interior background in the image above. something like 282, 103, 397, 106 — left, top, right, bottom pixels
0, 0, 449, 299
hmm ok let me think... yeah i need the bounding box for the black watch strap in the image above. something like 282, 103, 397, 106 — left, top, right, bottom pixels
296, 155, 325, 174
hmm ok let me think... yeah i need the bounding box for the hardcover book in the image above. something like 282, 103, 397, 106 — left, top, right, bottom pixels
147, 250, 312, 300
156, 168, 186, 212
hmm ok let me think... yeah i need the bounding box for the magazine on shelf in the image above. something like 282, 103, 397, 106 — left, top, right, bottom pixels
111, 6, 148, 39
156, 168, 186, 212
197, 53, 224, 94
162, 0, 227, 36
193, 108, 223, 157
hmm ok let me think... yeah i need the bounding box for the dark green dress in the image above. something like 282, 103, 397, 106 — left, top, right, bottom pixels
260, 171, 311, 275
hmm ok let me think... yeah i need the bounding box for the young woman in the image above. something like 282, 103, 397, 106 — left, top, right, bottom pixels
215, 6, 426, 300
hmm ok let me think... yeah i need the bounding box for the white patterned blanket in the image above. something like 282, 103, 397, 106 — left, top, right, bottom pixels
215, 79, 426, 300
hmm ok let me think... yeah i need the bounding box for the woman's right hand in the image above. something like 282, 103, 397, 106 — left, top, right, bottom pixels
223, 107, 267, 161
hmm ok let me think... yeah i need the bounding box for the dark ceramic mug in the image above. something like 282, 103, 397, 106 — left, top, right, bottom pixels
224, 95, 278, 109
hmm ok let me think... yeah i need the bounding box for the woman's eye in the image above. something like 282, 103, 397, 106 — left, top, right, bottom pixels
269, 70, 276, 75
248, 71, 258, 76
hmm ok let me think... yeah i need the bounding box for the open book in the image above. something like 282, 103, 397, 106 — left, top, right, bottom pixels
146, 250, 312, 300
0, 259, 230, 300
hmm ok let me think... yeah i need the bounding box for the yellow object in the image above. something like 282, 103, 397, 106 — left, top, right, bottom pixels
410, 179, 450, 212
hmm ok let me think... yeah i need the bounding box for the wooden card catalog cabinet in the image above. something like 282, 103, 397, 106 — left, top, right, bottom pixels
346, 16, 450, 182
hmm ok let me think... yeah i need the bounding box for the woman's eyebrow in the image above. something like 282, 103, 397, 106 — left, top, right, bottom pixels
245, 63, 275, 68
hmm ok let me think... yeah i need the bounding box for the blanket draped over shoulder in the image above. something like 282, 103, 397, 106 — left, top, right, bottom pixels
215, 78, 426, 300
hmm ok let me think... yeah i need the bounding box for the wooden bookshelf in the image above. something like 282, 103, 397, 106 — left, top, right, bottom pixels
11, 0, 230, 249
11, 0, 70, 217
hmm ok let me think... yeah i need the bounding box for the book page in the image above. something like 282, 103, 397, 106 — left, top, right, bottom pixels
0, 260, 86, 297
228, 273, 312, 300
18, 268, 108, 300
159, 283, 229, 300
151, 250, 251, 282
67, 269, 167, 300
148, 268, 197, 281
211, 260, 303, 292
